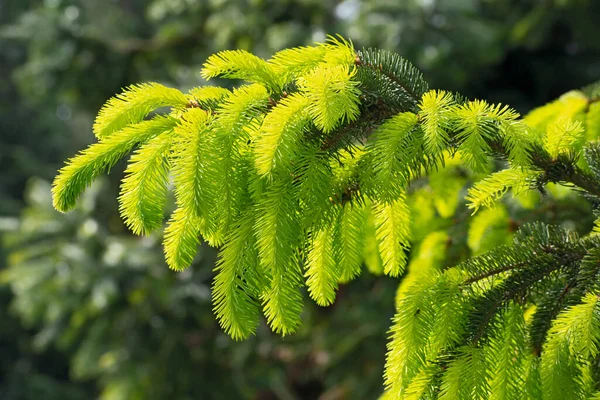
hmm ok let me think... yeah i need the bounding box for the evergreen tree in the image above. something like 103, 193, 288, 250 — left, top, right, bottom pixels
51, 37, 600, 398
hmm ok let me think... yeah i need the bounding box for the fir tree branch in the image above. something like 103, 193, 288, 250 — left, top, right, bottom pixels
462, 260, 529, 286
50, 39, 600, 387
517, 143, 600, 197
531, 280, 577, 356
320, 104, 395, 151
355, 51, 422, 103
475, 134, 600, 198
468, 244, 590, 346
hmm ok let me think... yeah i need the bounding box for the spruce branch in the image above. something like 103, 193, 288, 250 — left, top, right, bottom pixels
354, 48, 427, 106
51, 38, 600, 396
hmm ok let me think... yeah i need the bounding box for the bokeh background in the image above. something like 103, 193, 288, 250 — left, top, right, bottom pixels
1, 0, 600, 399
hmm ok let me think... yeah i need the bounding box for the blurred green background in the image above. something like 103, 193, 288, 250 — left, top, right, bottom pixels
1, 0, 599, 399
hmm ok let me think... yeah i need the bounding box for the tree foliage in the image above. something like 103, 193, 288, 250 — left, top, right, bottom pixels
51, 36, 600, 398
2, 178, 396, 400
